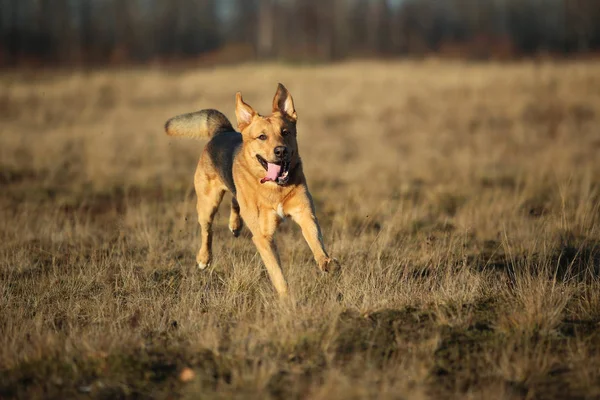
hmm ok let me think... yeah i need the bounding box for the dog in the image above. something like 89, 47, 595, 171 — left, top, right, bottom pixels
165, 83, 335, 297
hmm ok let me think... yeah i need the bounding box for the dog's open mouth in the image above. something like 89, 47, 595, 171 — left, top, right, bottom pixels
257, 155, 290, 185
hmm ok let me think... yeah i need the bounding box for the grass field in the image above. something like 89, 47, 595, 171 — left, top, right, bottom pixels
1, 60, 600, 399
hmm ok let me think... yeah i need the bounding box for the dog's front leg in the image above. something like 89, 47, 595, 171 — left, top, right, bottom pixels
287, 192, 334, 272
245, 209, 288, 297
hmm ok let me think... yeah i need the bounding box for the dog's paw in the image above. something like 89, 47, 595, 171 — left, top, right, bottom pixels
197, 261, 210, 270
229, 218, 243, 237
318, 257, 340, 273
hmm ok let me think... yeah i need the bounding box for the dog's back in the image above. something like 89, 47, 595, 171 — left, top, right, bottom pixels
165, 108, 240, 194
205, 131, 242, 195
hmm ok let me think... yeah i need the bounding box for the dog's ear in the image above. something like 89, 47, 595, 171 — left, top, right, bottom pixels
272, 83, 297, 121
236, 92, 256, 131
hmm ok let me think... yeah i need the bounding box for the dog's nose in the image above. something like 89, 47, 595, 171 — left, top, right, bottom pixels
274, 146, 288, 159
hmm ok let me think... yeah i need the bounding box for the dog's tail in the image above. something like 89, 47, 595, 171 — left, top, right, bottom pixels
165, 109, 234, 139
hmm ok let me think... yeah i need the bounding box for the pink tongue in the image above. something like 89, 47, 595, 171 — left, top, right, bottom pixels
261, 163, 281, 183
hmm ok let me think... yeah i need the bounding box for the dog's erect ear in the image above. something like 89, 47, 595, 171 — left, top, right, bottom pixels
236, 92, 256, 131
272, 83, 297, 121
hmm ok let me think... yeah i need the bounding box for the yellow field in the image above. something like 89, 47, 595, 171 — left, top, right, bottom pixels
1, 61, 600, 399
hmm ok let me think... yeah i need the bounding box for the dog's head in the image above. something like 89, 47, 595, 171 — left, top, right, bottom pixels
236, 83, 299, 186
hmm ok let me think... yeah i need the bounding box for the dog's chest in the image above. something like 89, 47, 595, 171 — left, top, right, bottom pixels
275, 203, 286, 220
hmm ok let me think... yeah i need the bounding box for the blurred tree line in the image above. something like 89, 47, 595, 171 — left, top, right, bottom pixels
1, 0, 599, 66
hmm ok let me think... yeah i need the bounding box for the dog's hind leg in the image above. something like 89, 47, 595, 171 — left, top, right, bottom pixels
194, 173, 225, 270
228, 197, 243, 237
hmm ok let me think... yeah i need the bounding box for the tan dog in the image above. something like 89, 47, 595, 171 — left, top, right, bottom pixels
165, 84, 334, 297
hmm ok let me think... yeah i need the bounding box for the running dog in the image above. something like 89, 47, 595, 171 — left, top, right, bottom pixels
165, 84, 334, 297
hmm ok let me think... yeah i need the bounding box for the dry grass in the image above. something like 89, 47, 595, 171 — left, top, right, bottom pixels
1, 60, 600, 399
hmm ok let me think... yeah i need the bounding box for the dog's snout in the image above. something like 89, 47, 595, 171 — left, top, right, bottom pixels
274, 146, 288, 159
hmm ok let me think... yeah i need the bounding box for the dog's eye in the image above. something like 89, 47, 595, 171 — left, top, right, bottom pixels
282, 129, 290, 136
258, 134, 267, 140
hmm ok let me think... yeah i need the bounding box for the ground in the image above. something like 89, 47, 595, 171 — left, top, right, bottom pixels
1, 60, 600, 399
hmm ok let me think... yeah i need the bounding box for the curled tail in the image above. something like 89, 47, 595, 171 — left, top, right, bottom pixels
165, 109, 234, 139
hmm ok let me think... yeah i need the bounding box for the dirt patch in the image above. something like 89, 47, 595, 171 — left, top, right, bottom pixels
0, 346, 228, 399
0, 165, 44, 186
266, 368, 318, 400
333, 307, 437, 368
431, 323, 500, 394
551, 232, 600, 282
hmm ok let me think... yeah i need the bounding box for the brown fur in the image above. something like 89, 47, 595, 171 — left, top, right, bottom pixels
166, 84, 335, 297
165, 109, 233, 139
